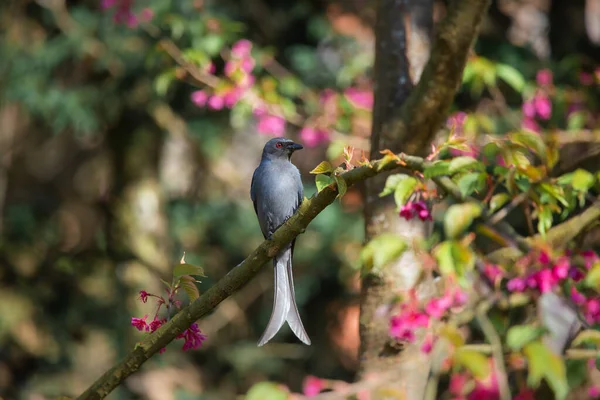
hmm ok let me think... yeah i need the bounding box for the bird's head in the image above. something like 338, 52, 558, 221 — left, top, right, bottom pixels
261, 138, 304, 161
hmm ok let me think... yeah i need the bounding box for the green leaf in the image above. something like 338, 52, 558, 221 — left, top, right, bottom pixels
179, 275, 200, 302
334, 175, 347, 198
510, 131, 547, 162
489, 193, 510, 213
496, 63, 526, 93
585, 262, 600, 289
423, 161, 450, 178
456, 172, 486, 197
571, 169, 595, 192
173, 263, 205, 278
360, 234, 407, 273
444, 202, 482, 239
449, 156, 484, 174
380, 174, 408, 197
567, 111, 587, 131
434, 240, 475, 278
394, 177, 418, 208
537, 206, 553, 236
246, 381, 289, 400
524, 341, 569, 400
310, 161, 334, 175
154, 69, 177, 96
201, 34, 226, 56
506, 325, 545, 351
453, 348, 490, 379
315, 174, 334, 193
572, 329, 600, 346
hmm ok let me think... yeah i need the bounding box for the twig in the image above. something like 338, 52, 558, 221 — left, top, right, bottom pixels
475, 303, 512, 400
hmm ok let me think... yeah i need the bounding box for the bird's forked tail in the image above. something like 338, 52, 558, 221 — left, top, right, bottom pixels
257, 247, 311, 346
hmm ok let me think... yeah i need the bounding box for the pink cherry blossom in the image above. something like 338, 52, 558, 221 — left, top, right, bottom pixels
149, 318, 166, 332
399, 202, 414, 220
425, 294, 453, 319
522, 118, 540, 132
131, 315, 149, 331
207, 94, 225, 110
257, 114, 286, 136
571, 287, 586, 305
300, 127, 329, 147
139, 290, 149, 303
507, 277, 526, 292
551, 257, 570, 280
344, 88, 373, 109
536, 69, 553, 86
589, 385, 600, 399
191, 90, 209, 107
483, 264, 504, 285
413, 200, 432, 221
533, 94, 552, 120
231, 39, 252, 58
421, 333, 435, 354
177, 323, 207, 351
522, 101, 536, 119
303, 376, 324, 397
389, 308, 429, 342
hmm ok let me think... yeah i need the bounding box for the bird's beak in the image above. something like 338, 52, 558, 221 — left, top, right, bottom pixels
287, 142, 304, 151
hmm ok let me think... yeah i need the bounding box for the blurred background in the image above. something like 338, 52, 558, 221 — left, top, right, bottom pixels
1, 0, 599, 399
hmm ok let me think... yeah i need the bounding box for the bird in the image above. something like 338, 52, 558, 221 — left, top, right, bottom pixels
250, 137, 311, 346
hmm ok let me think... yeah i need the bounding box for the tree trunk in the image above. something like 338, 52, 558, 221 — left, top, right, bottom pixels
359, 1, 435, 398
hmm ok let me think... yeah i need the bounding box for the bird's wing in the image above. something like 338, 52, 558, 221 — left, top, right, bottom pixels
250, 169, 259, 217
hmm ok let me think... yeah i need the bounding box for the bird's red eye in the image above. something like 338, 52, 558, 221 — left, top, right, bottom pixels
275, 142, 283, 149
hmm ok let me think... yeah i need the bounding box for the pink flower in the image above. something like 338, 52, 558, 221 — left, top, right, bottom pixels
514, 389, 535, 400
469, 360, 499, 400
303, 376, 324, 397
536, 269, 556, 293
131, 315, 149, 331
139, 8, 154, 23
149, 318, 165, 332
191, 90, 209, 107
522, 101, 536, 119
522, 118, 540, 132
571, 287, 586, 305
223, 89, 241, 108
300, 127, 329, 147
399, 202, 414, 220
538, 251, 551, 265
231, 39, 252, 58
224, 61, 236, 77
139, 290, 149, 303
425, 294, 453, 319
205, 62, 216, 74
421, 333, 435, 354
533, 94, 552, 120
483, 264, 504, 285
580, 72, 594, 86
453, 289, 468, 307
570, 267, 585, 282
413, 200, 432, 221
589, 385, 600, 399
507, 277, 526, 292
177, 323, 207, 351
582, 250, 599, 269
447, 112, 468, 133
207, 95, 225, 110
257, 114, 286, 136
240, 57, 255, 74
536, 69, 553, 86
551, 257, 570, 280
101, 0, 117, 9
344, 88, 373, 109
389, 309, 429, 342
449, 373, 469, 395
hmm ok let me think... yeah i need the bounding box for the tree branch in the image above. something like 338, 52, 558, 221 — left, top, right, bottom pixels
75, 151, 430, 400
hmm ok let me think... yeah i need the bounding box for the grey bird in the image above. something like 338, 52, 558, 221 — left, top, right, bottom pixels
250, 138, 311, 346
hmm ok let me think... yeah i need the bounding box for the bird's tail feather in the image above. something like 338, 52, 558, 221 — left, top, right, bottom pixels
257, 248, 311, 346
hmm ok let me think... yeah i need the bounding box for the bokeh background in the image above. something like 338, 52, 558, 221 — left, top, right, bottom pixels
1, 0, 599, 399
